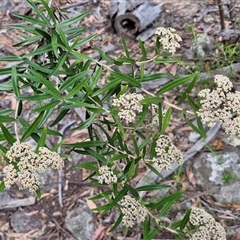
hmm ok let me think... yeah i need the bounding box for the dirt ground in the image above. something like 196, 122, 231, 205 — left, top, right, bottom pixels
0, 0, 240, 239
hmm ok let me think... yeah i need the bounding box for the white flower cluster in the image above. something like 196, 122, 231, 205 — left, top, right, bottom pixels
197, 75, 240, 136
155, 27, 182, 54
153, 135, 183, 170
112, 93, 144, 123
98, 166, 117, 184
4, 141, 64, 192
190, 207, 226, 240
119, 195, 147, 228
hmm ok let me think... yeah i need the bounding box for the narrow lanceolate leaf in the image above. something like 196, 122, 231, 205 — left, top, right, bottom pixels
64, 141, 106, 148
121, 36, 130, 58
156, 72, 198, 95
58, 11, 90, 27
0, 181, 5, 192
102, 187, 128, 215
12, 66, 20, 98
135, 184, 170, 191
39, 0, 56, 24
178, 72, 199, 104
0, 122, 15, 145
60, 70, 90, 91
25, 0, 50, 25
160, 108, 172, 134
36, 127, 48, 152
29, 70, 62, 99
138, 38, 147, 61
21, 111, 45, 141
32, 100, 60, 112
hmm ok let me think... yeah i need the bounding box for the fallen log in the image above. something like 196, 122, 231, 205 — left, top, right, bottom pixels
110, 0, 163, 39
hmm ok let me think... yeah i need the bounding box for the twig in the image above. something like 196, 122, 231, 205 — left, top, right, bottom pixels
217, 0, 225, 30
57, 120, 76, 207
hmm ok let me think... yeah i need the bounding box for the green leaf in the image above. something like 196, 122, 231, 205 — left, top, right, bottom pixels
102, 187, 128, 215
64, 141, 106, 148
29, 70, 62, 98
160, 108, 172, 134
32, 100, 60, 112
157, 73, 197, 95
110, 71, 140, 87
187, 94, 199, 112
11, 13, 49, 27
12, 66, 20, 98
146, 163, 163, 179
13, 35, 43, 47
18, 94, 52, 101
136, 73, 172, 82
0, 115, 15, 122
109, 154, 128, 162
180, 209, 191, 230
109, 214, 123, 232
0, 123, 15, 145
58, 11, 90, 27
178, 72, 198, 104
92, 78, 122, 97
0, 56, 22, 61
183, 115, 205, 138
65, 77, 90, 99
23, 59, 52, 74
60, 70, 90, 91
151, 190, 183, 210
135, 184, 170, 191
36, 127, 48, 152
26, 0, 50, 24
50, 109, 69, 127
116, 57, 135, 64
73, 161, 98, 171
85, 148, 108, 164
74, 112, 97, 130
141, 96, 163, 104
40, 0, 56, 24
154, 58, 180, 63
138, 38, 147, 61
121, 36, 130, 58
56, 25, 69, 48
0, 80, 13, 91
24, 44, 52, 57
89, 66, 102, 89
0, 181, 5, 192
73, 34, 96, 48
21, 111, 45, 141
95, 46, 112, 63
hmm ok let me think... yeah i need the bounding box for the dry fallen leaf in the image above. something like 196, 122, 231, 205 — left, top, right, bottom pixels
86, 198, 98, 212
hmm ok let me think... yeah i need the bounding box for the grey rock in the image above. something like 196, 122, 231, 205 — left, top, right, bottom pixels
11, 208, 45, 237
192, 34, 213, 58
0, 191, 35, 210
193, 150, 240, 204
65, 204, 95, 240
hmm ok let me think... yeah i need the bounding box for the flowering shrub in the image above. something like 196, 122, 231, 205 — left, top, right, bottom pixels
0, 0, 229, 239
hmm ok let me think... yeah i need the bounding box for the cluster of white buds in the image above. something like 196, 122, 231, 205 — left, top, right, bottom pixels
190, 207, 226, 240
197, 75, 240, 136
3, 141, 64, 192
153, 135, 183, 170
112, 93, 144, 123
155, 27, 182, 54
98, 166, 117, 184
119, 195, 147, 228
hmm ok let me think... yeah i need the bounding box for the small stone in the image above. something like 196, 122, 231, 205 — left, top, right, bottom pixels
65, 204, 95, 240
11, 209, 45, 237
